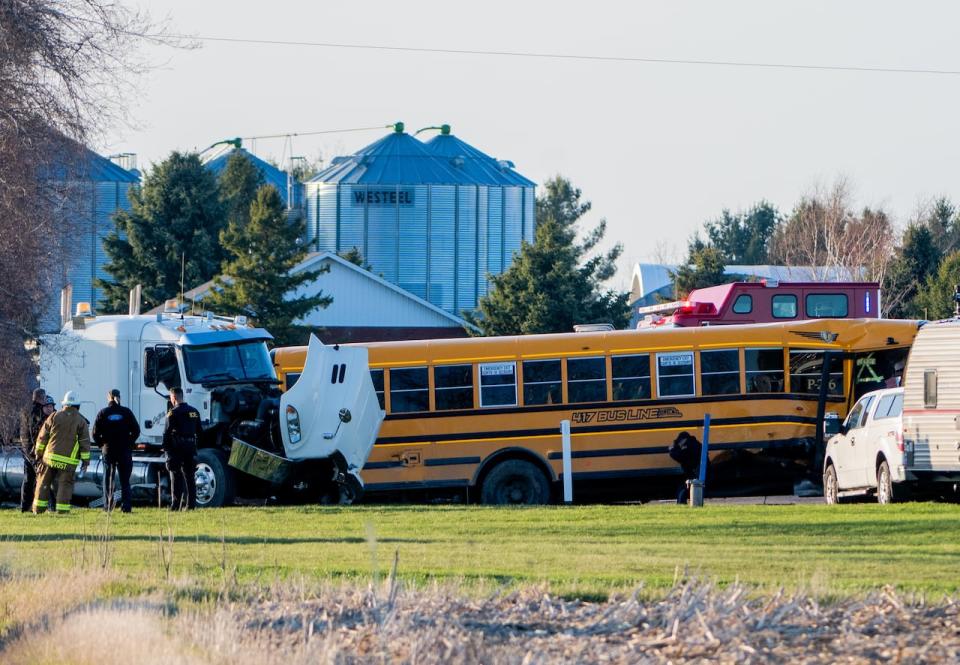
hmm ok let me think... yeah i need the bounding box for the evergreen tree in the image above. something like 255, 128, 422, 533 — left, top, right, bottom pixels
98, 151, 225, 312
914, 251, 960, 320
466, 176, 630, 335
218, 150, 264, 232
339, 246, 372, 271
882, 225, 942, 318
702, 202, 781, 264
204, 185, 330, 345
926, 197, 960, 256
670, 245, 730, 298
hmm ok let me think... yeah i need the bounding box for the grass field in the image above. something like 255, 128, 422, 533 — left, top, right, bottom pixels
3, 502, 960, 599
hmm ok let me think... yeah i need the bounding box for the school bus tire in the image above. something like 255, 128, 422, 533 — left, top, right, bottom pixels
480, 459, 551, 505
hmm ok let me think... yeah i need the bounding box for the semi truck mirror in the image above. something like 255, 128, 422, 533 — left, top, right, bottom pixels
144, 348, 158, 388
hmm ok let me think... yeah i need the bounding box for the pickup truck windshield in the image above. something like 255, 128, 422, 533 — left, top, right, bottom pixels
182, 341, 276, 383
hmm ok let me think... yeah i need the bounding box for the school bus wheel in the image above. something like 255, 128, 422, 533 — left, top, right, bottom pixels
480, 459, 551, 505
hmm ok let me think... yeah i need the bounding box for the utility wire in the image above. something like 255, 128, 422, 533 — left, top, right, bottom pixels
177, 34, 960, 77
241, 125, 390, 141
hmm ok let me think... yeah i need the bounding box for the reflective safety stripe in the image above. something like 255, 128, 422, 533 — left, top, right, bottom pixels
79, 451, 90, 461
71, 439, 79, 460
35, 500, 49, 508
56, 503, 71, 512
45, 453, 78, 466
35, 444, 46, 454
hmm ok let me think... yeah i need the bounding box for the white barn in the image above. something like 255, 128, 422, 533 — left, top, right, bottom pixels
175, 251, 473, 344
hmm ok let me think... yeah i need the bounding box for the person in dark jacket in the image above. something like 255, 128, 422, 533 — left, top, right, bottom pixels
92, 389, 141, 513
669, 431, 702, 504
17, 388, 47, 512
163, 387, 201, 510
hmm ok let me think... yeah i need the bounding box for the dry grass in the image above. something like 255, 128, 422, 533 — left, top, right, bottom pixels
1, 567, 959, 664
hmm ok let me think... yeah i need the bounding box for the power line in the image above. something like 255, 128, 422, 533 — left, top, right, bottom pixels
241, 125, 390, 141
176, 34, 960, 77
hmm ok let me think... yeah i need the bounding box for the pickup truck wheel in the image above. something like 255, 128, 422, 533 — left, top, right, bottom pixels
876, 460, 896, 505
480, 459, 551, 505
195, 449, 235, 508
823, 464, 841, 505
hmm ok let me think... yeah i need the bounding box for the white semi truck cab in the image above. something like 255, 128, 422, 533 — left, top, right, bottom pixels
1, 303, 383, 507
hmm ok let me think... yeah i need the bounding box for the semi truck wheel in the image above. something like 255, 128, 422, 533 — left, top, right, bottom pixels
480, 459, 551, 505
195, 449, 235, 508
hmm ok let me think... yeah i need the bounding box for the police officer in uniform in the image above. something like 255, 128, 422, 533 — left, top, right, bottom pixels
163, 387, 201, 510
92, 389, 140, 513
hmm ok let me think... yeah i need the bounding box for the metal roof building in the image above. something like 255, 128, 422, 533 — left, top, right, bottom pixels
175, 251, 472, 344
304, 124, 535, 315
203, 146, 302, 208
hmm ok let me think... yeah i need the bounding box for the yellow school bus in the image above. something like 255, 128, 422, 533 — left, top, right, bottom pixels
271, 318, 919, 503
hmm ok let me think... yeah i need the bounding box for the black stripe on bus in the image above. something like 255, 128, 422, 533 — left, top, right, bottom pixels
565, 468, 685, 481
363, 460, 404, 470
424, 456, 482, 467
365, 479, 470, 492
545, 438, 801, 461
383, 392, 843, 421
374, 415, 818, 446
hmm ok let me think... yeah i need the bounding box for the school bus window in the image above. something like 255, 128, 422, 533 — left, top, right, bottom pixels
389, 366, 429, 413
434, 364, 474, 411
789, 351, 843, 396
745, 349, 784, 393
657, 351, 695, 397
772, 294, 797, 318
480, 362, 517, 407
522, 359, 562, 405
700, 349, 740, 395
285, 372, 301, 390
567, 356, 607, 403
369, 368, 385, 409
611, 354, 651, 400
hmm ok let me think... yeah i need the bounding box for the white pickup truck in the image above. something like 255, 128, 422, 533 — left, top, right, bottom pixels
823, 387, 906, 504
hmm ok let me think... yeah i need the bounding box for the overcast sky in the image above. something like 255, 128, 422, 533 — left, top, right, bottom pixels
110, 1, 960, 288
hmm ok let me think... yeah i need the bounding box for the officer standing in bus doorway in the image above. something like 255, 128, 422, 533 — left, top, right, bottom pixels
92, 389, 140, 513
163, 387, 200, 510
17, 388, 47, 512
32, 391, 91, 514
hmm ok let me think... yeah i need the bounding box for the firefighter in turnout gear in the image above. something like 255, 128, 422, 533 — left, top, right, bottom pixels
163, 387, 201, 510
33, 391, 91, 514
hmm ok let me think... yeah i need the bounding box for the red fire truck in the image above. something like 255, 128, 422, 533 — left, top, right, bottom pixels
636, 281, 881, 328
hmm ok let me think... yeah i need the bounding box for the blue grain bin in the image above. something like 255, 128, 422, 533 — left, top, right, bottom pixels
304, 125, 536, 314
424, 127, 536, 302
68, 152, 139, 312
203, 146, 302, 209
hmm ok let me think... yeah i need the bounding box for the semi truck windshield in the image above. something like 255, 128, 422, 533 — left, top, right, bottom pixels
183, 342, 276, 383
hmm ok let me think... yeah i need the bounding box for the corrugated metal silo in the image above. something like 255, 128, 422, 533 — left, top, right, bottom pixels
424, 127, 536, 301
69, 152, 139, 313
304, 124, 536, 314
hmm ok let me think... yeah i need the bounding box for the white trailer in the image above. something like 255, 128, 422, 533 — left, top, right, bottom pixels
902, 318, 960, 496
1, 302, 383, 507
